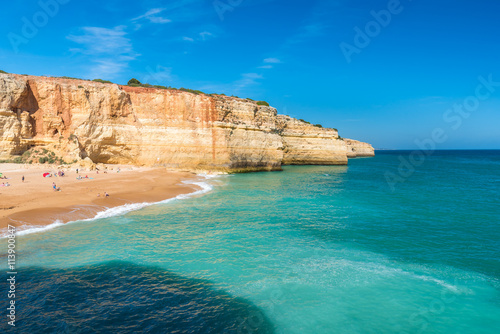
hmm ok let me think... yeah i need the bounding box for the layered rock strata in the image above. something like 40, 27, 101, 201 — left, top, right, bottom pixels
345, 139, 376, 158
0, 74, 374, 171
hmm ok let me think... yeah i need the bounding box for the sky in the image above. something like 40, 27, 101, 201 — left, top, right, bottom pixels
1, 0, 499, 149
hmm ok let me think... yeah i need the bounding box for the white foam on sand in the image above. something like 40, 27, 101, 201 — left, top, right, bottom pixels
15, 220, 65, 237
0, 174, 218, 238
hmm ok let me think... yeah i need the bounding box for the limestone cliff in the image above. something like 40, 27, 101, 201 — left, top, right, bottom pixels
345, 139, 375, 158
277, 115, 348, 165
0, 73, 373, 171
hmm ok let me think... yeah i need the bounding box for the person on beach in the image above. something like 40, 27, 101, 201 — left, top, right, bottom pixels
104, 192, 109, 197
97, 193, 101, 197
22, 176, 25, 182
52, 182, 60, 191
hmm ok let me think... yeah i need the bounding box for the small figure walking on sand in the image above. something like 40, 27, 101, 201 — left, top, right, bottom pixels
22, 175, 25, 182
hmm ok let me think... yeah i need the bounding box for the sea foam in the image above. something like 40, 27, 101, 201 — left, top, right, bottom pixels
0, 174, 218, 238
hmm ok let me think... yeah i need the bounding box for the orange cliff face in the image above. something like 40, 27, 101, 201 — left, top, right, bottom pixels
0, 73, 374, 171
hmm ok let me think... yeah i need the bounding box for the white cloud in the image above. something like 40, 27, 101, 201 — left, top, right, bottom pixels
68, 26, 133, 55
258, 65, 273, 69
263, 58, 281, 64
234, 73, 264, 90
199, 31, 213, 40
182, 31, 215, 43
242, 73, 263, 79
132, 8, 171, 24
149, 16, 172, 24
200, 72, 264, 95
142, 65, 175, 85
90, 60, 128, 78
67, 26, 138, 78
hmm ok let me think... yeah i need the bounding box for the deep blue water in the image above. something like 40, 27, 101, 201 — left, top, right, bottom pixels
1, 150, 500, 333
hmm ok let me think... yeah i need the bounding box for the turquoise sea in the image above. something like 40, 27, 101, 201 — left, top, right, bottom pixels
2, 150, 500, 333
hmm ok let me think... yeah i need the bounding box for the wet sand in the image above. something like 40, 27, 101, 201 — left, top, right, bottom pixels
0, 164, 199, 230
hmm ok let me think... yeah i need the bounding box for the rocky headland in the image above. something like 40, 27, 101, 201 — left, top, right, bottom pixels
0, 73, 374, 172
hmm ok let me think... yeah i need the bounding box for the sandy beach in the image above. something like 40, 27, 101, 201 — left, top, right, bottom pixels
0, 163, 199, 231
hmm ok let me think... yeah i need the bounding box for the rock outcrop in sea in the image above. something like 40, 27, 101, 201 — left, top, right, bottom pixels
0, 73, 374, 172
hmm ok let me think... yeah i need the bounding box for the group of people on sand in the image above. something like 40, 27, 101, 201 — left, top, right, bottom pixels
0, 173, 10, 186
44, 171, 66, 178
52, 182, 61, 191
0, 173, 19, 188
1, 166, 115, 192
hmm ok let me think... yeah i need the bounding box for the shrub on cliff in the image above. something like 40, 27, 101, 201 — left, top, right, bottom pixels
58, 76, 86, 80
0, 69, 7, 74
314, 124, 323, 128
128, 78, 141, 86
93, 79, 113, 84
256, 101, 269, 106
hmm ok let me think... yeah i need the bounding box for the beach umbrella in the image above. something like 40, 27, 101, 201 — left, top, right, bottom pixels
43, 173, 50, 177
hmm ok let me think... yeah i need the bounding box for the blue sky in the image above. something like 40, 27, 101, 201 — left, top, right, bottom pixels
1, 0, 499, 149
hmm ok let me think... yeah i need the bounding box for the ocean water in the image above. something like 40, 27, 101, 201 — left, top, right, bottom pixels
2, 150, 500, 333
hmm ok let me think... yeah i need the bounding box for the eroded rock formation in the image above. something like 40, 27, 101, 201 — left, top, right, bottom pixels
0, 73, 374, 171
345, 139, 376, 158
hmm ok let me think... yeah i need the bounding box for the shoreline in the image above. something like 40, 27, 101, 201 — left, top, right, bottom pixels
0, 163, 204, 236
